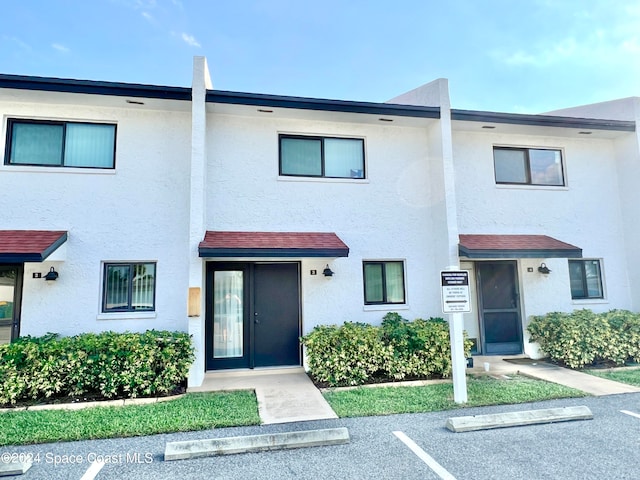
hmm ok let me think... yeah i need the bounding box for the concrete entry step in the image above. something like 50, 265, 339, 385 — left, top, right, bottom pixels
189, 367, 338, 424
164, 427, 350, 460
445, 405, 593, 432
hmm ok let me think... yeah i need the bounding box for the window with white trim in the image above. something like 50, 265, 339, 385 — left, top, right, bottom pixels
279, 134, 365, 178
493, 147, 564, 186
5, 119, 116, 168
569, 259, 603, 299
363, 261, 405, 305
102, 262, 156, 312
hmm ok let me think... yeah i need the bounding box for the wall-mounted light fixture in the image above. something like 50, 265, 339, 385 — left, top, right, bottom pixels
44, 267, 59, 282
538, 263, 551, 275
323, 264, 334, 277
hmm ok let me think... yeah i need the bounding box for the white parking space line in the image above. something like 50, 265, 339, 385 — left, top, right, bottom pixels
80, 461, 105, 480
393, 431, 457, 480
620, 410, 640, 419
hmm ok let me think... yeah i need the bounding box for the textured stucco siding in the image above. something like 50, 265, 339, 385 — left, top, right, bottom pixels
0, 101, 192, 336
205, 113, 448, 334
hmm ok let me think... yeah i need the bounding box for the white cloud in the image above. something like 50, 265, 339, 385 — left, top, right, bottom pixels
52, 43, 70, 53
141, 11, 157, 24
491, 2, 640, 70
181, 32, 200, 47
4, 35, 31, 51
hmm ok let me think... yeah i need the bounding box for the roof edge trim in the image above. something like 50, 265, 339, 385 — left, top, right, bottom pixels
451, 109, 636, 132
0, 74, 192, 101
206, 90, 441, 118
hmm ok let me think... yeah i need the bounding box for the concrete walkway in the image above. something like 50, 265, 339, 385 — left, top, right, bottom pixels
470, 356, 640, 396
188, 367, 338, 425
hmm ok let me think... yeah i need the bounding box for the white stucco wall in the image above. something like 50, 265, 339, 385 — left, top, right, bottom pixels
614, 111, 640, 310
205, 113, 449, 333
0, 100, 192, 337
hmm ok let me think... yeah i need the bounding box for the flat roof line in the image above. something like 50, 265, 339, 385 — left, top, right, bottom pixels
0, 73, 192, 101
207, 90, 441, 118
452, 109, 636, 132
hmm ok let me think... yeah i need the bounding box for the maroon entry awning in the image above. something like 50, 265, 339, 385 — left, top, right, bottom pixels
459, 234, 582, 259
0, 230, 68, 262
199, 231, 349, 258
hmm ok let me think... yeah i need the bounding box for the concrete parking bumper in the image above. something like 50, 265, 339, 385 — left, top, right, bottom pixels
445, 405, 593, 432
164, 427, 350, 461
0, 458, 32, 477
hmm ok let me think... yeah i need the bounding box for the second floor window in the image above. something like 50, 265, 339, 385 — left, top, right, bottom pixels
279, 134, 365, 179
5, 119, 116, 168
493, 146, 564, 186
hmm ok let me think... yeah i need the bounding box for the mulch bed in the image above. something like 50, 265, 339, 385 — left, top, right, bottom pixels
1, 381, 187, 409
308, 373, 446, 389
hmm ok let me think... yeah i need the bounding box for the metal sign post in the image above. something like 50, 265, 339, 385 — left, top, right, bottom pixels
441, 269, 470, 403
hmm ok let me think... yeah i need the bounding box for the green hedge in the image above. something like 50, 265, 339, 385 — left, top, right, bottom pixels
527, 309, 640, 369
0, 330, 194, 406
301, 313, 472, 387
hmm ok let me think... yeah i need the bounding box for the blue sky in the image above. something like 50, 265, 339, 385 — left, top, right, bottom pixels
1, 0, 638, 113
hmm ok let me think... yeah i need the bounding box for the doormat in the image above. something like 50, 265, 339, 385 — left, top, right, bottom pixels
503, 358, 551, 366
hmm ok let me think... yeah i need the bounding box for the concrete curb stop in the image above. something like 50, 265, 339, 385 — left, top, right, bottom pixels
445, 405, 593, 432
164, 427, 350, 461
0, 459, 32, 477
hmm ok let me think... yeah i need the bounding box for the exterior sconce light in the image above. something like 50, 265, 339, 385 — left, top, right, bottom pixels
44, 267, 59, 282
538, 263, 551, 275
323, 264, 334, 277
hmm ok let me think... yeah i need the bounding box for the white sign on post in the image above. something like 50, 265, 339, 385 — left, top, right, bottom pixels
441, 270, 471, 314
441, 269, 470, 403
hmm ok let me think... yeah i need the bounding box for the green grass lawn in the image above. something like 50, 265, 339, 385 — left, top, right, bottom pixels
1, 375, 588, 446
586, 367, 640, 387
323, 375, 586, 417
0, 391, 260, 446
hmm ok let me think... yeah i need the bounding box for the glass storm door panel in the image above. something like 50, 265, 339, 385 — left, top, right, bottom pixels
477, 261, 523, 355
0, 266, 21, 345
207, 268, 250, 370
213, 270, 245, 359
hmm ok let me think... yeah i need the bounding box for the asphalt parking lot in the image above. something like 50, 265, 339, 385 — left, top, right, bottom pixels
3, 393, 640, 479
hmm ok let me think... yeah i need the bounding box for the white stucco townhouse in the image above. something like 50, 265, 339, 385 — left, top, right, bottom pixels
0, 57, 637, 386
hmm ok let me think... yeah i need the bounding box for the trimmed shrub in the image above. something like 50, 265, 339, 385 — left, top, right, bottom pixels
527, 309, 640, 369
300, 322, 393, 386
301, 313, 472, 387
0, 330, 194, 406
603, 310, 640, 364
382, 313, 472, 380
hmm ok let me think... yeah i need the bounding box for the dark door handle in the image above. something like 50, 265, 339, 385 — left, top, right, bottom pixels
254, 312, 259, 324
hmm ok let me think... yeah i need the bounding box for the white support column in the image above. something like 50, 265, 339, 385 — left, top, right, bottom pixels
439, 77, 467, 404
187, 56, 212, 388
